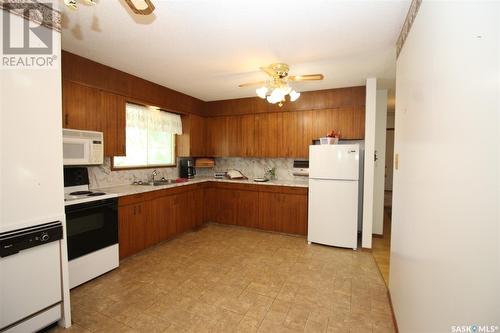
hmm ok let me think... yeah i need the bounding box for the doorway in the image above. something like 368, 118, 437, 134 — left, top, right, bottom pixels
372, 111, 395, 285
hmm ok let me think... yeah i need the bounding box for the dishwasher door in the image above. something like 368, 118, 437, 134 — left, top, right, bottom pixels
0, 222, 63, 331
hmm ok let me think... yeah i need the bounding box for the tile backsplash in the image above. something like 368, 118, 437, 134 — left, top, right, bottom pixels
88, 158, 178, 189
88, 157, 304, 189
195, 158, 298, 181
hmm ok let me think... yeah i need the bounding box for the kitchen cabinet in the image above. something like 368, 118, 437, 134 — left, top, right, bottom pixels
255, 113, 283, 158
62, 80, 101, 131
152, 195, 176, 242
63, 80, 126, 157
237, 189, 260, 229
100, 91, 126, 156
202, 108, 364, 159
189, 114, 206, 156
189, 185, 206, 227
259, 191, 308, 235
205, 117, 228, 157
118, 202, 148, 259
118, 182, 307, 260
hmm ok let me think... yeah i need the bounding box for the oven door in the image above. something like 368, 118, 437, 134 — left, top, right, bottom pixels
65, 198, 118, 261
63, 137, 90, 166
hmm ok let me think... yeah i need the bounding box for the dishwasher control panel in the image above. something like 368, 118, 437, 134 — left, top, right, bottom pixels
0, 221, 63, 258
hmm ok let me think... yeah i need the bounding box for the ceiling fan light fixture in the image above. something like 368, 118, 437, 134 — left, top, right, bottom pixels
289, 90, 301, 102
64, 0, 77, 10
125, 0, 156, 15
256, 86, 268, 99
84, 0, 97, 5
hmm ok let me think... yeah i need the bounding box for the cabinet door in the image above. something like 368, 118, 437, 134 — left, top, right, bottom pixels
100, 91, 126, 156
204, 186, 218, 222
154, 195, 176, 240
62, 80, 102, 131
240, 115, 256, 157
172, 191, 190, 234
227, 116, 241, 157
258, 191, 283, 231
205, 117, 228, 157
280, 194, 308, 235
215, 188, 238, 225
119, 203, 146, 259
237, 190, 259, 229
189, 114, 206, 156
189, 187, 205, 227
118, 204, 133, 259
143, 201, 159, 248
256, 113, 283, 157
130, 203, 146, 255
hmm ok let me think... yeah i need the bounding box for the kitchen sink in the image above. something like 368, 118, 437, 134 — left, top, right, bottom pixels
133, 179, 176, 186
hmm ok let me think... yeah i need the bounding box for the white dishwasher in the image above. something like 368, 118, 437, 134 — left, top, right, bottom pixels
0, 221, 63, 332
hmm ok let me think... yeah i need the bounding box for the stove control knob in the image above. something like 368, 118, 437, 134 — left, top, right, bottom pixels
41, 233, 50, 242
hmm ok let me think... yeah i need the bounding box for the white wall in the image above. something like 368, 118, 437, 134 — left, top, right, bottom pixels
390, 1, 500, 332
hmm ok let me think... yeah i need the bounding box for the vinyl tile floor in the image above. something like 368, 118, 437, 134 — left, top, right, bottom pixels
48, 224, 395, 333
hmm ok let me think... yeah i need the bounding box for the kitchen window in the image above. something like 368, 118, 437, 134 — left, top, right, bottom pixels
113, 103, 182, 169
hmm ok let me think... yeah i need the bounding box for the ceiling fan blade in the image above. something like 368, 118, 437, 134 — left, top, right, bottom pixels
289, 74, 325, 81
124, 0, 155, 15
259, 66, 276, 77
238, 81, 266, 88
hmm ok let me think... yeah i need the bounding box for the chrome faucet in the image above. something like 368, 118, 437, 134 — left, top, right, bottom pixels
151, 169, 159, 184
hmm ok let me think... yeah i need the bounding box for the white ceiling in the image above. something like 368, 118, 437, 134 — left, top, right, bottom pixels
61, 0, 410, 102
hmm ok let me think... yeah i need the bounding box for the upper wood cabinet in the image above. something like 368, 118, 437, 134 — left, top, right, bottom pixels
62, 80, 126, 157
189, 114, 206, 156
100, 91, 126, 156
203, 107, 365, 159
62, 80, 101, 131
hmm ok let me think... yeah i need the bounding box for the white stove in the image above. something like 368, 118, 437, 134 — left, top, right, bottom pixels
64, 185, 117, 206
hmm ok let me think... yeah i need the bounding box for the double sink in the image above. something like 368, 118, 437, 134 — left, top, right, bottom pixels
132, 179, 177, 186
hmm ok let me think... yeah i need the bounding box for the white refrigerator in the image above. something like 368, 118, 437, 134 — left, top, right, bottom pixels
308, 144, 362, 249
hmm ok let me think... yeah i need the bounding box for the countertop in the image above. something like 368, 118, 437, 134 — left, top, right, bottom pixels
93, 176, 309, 197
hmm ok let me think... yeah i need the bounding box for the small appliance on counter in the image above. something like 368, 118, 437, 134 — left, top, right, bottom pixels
63, 129, 104, 166
195, 157, 215, 168
179, 157, 196, 179
292, 160, 309, 177
64, 167, 118, 289
214, 171, 226, 179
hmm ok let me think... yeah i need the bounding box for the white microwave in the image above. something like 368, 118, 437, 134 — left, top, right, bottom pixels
63, 129, 104, 166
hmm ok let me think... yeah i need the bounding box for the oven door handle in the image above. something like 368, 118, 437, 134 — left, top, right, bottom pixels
65, 200, 117, 213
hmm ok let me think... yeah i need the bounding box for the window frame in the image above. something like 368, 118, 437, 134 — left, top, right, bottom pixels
111, 102, 178, 171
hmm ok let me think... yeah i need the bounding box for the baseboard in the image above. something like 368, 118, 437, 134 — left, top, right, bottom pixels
387, 289, 399, 333
361, 247, 372, 252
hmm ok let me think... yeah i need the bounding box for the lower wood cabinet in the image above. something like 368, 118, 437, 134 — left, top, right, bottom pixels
118, 182, 308, 260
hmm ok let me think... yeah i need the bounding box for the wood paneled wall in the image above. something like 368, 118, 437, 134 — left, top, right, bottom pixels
62, 51, 204, 116
203, 86, 365, 116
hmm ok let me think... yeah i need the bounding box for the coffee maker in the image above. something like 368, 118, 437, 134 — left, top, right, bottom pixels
179, 157, 196, 179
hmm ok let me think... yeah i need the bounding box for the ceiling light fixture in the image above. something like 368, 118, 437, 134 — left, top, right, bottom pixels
241, 63, 324, 107
63, 0, 155, 15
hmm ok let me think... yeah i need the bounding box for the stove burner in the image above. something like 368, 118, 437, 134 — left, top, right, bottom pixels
70, 191, 92, 195
87, 192, 106, 197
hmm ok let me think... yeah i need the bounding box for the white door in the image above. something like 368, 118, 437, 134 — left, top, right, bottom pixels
362, 79, 388, 247
308, 179, 358, 249
309, 145, 359, 180
372, 90, 388, 235
385, 129, 395, 191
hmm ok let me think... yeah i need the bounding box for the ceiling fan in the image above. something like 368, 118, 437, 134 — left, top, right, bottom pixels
63, 0, 155, 15
239, 63, 324, 107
